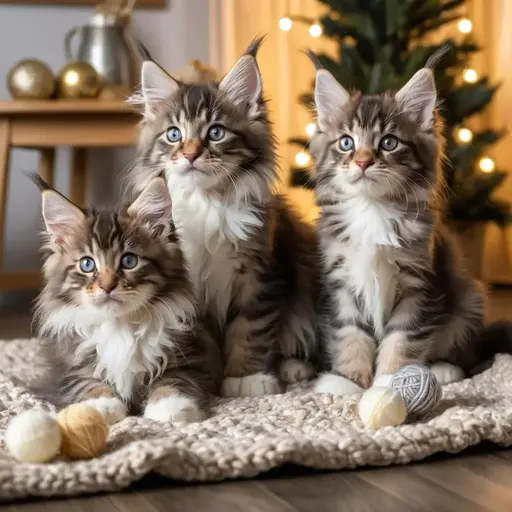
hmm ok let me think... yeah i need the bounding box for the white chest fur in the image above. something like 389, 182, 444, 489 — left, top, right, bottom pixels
170, 185, 262, 324
339, 196, 404, 336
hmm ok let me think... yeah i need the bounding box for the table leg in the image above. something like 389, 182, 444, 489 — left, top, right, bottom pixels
0, 119, 11, 271
38, 148, 55, 187
71, 147, 88, 207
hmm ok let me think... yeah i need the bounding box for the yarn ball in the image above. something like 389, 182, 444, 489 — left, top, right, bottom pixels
4, 409, 61, 463
358, 386, 407, 429
390, 364, 442, 415
56, 404, 109, 459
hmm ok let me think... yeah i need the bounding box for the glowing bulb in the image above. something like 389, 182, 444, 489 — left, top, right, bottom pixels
479, 157, 495, 173
309, 23, 322, 37
457, 128, 473, 143
305, 123, 316, 136
295, 151, 310, 167
279, 17, 292, 31
463, 69, 478, 83
458, 18, 473, 34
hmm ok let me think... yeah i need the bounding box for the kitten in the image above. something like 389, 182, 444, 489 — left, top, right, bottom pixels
310, 56, 512, 395
33, 176, 221, 424
125, 38, 319, 397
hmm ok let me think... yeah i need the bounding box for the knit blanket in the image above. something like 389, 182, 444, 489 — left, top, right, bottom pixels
1, 338, 511, 500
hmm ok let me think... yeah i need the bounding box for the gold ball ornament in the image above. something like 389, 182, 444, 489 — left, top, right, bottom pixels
7, 59, 55, 99
58, 62, 102, 99
56, 403, 109, 459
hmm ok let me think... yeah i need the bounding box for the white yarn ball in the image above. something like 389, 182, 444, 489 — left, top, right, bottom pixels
390, 364, 442, 415
5, 409, 61, 463
359, 386, 407, 430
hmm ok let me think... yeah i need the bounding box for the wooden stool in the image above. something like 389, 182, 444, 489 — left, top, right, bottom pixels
0, 100, 139, 291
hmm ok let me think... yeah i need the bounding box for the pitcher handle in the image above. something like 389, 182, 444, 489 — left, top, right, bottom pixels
64, 26, 81, 61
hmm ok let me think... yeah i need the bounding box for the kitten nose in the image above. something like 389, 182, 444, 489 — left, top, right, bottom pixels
184, 152, 200, 164
99, 282, 116, 294
356, 159, 374, 172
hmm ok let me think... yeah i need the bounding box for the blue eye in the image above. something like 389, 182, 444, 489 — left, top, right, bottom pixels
339, 135, 355, 152
120, 253, 138, 270
207, 125, 225, 142
79, 256, 96, 273
166, 127, 182, 143
379, 135, 398, 151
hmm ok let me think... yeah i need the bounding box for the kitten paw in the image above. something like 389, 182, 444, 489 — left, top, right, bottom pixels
279, 358, 315, 384
314, 373, 363, 396
82, 397, 127, 425
430, 362, 465, 385
372, 374, 393, 388
221, 373, 282, 397
144, 395, 205, 423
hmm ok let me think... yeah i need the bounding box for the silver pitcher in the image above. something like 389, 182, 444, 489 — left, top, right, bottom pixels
65, 14, 140, 88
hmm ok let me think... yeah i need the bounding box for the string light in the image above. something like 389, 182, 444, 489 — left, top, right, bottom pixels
305, 123, 316, 136
463, 68, 478, 83
295, 151, 310, 167
458, 18, 473, 34
457, 127, 473, 143
309, 23, 322, 37
279, 17, 293, 31
479, 157, 495, 173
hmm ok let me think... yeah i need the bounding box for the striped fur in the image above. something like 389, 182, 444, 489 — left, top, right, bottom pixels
125, 38, 319, 396
32, 177, 221, 423
311, 64, 498, 394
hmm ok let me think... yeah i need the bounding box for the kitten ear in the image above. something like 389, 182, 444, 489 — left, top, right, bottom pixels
314, 69, 350, 130
140, 61, 180, 118
127, 177, 172, 231
41, 189, 85, 242
395, 69, 437, 128
219, 49, 262, 108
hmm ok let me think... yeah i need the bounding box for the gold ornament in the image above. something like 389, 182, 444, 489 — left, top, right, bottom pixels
7, 59, 55, 100
175, 60, 218, 84
58, 61, 102, 99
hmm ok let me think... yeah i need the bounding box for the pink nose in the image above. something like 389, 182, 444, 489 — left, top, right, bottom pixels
184, 153, 200, 164
356, 159, 374, 172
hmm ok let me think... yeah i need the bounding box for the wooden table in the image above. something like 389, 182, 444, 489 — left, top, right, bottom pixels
0, 100, 139, 291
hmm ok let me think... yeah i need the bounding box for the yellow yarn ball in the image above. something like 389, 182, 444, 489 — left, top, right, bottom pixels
359, 386, 407, 429
56, 404, 109, 459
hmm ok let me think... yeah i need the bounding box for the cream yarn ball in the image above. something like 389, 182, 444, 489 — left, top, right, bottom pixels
390, 364, 442, 415
358, 386, 407, 429
4, 409, 61, 463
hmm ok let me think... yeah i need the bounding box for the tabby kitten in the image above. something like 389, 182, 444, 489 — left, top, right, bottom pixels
33, 176, 221, 424
126, 38, 319, 397
311, 57, 512, 395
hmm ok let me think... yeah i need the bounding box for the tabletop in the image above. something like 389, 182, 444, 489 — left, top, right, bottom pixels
0, 100, 136, 115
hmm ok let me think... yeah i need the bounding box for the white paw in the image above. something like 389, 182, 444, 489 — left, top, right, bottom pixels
144, 395, 205, 423
279, 358, 315, 384
430, 362, 465, 385
313, 373, 363, 396
221, 372, 282, 397
373, 374, 393, 388
82, 397, 127, 425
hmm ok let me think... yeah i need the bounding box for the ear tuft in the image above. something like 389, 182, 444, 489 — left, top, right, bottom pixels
395, 68, 437, 128
41, 190, 85, 242
314, 69, 350, 130
219, 54, 262, 107
128, 177, 172, 232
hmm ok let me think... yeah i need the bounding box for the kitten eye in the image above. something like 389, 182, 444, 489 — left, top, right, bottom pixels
166, 127, 182, 143
338, 135, 355, 152
207, 125, 225, 142
120, 253, 138, 270
380, 135, 398, 151
79, 256, 96, 273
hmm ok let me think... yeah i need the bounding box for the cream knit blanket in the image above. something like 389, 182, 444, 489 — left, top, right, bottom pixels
0, 338, 511, 500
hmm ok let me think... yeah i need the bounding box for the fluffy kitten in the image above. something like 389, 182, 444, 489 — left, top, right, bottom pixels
126, 38, 319, 396
33, 176, 221, 424
310, 56, 512, 395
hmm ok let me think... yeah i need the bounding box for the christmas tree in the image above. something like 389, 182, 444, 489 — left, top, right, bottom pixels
289, 0, 510, 225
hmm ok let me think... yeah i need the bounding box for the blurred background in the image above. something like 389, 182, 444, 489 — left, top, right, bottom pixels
0, 0, 511, 310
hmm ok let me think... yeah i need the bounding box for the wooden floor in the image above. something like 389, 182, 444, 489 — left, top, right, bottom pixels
3, 289, 512, 511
